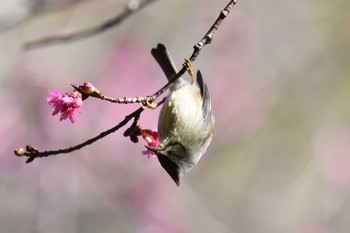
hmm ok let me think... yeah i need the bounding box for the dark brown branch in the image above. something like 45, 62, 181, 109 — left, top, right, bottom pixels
23, 0, 159, 49
15, 107, 145, 163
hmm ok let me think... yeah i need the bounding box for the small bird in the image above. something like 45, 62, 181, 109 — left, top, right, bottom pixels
147, 44, 215, 186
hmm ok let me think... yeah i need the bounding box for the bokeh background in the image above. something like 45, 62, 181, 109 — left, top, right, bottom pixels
1, 0, 350, 232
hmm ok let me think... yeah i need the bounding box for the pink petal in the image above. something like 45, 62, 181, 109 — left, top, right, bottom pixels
48, 89, 60, 97
75, 98, 83, 107
69, 113, 77, 124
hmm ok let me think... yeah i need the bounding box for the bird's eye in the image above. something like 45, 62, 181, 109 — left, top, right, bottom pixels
168, 150, 176, 156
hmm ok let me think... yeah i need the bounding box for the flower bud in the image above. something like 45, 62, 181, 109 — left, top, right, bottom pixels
14, 148, 25, 157
78, 82, 101, 97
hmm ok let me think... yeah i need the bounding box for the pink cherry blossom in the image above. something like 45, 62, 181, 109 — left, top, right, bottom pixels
140, 129, 159, 159
47, 89, 83, 123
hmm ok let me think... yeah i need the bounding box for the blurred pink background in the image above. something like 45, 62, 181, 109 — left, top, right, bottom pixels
1, 0, 350, 232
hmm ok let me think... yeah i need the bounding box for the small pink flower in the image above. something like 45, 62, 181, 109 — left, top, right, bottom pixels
140, 129, 159, 159
47, 89, 83, 123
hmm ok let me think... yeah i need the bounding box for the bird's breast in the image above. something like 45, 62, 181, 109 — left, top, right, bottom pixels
158, 83, 202, 145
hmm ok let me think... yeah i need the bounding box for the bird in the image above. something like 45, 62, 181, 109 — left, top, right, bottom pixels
147, 43, 215, 186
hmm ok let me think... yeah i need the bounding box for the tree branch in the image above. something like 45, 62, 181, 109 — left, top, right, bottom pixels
150, 0, 238, 102
23, 0, 159, 49
14, 0, 239, 162
74, 0, 238, 105
16, 107, 145, 163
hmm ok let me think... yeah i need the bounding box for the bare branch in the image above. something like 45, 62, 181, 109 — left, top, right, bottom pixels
23, 0, 159, 49
191, 0, 238, 61
15, 107, 145, 163
149, 0, 238, 102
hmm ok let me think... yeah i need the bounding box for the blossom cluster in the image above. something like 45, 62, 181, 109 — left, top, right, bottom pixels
47, 89, 83, 124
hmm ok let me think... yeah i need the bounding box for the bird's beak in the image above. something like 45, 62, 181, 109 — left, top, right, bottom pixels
144, 145, 163, 154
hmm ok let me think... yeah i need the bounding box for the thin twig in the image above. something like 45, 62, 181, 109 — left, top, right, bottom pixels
24, 0, 158, 49
17, 107, 145, 163
150, 0, 238, 101
191, 0, 237, 60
